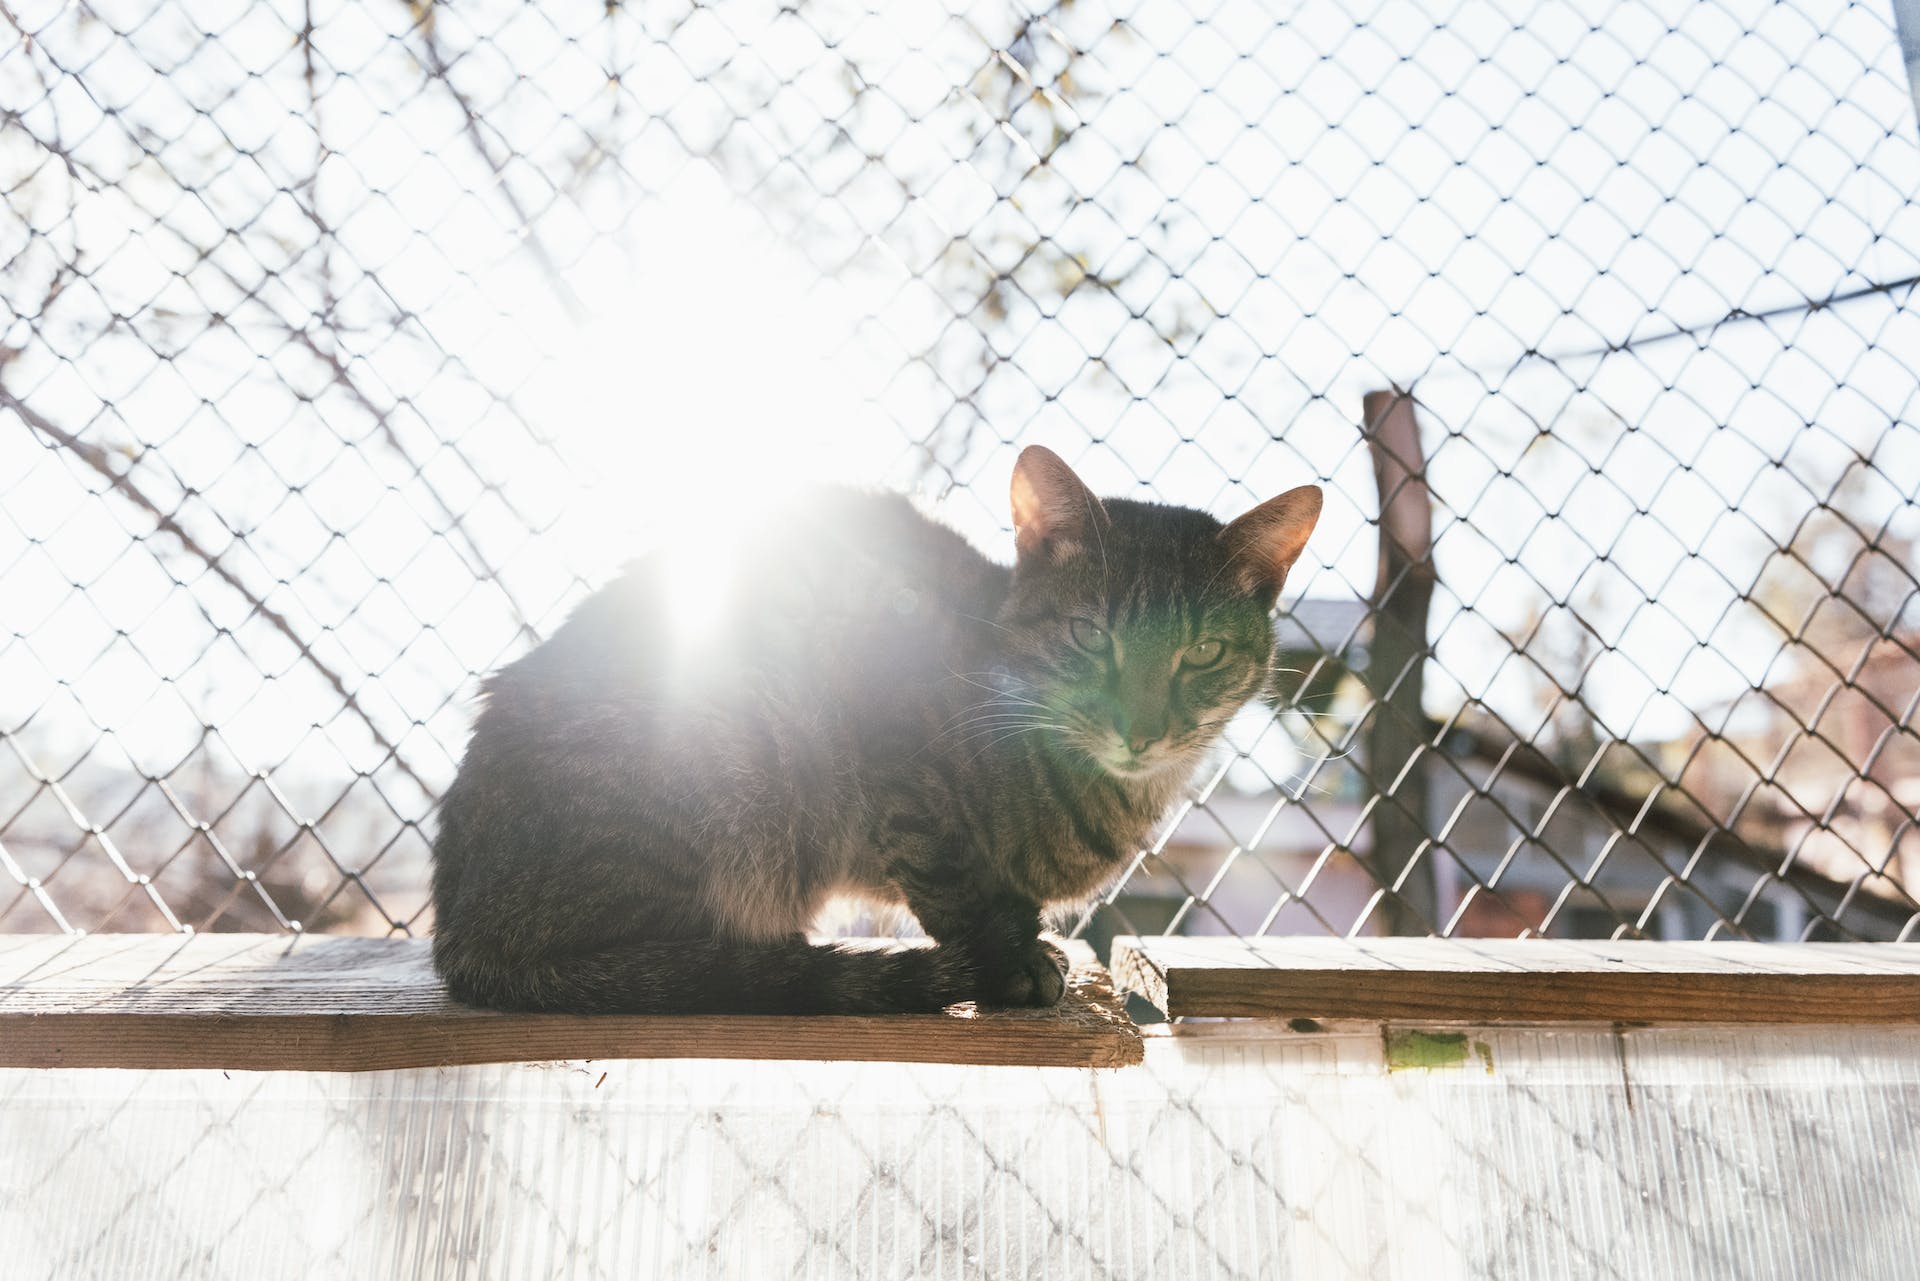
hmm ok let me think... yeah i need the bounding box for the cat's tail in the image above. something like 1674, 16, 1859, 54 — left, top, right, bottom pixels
432, 934, 980, 1015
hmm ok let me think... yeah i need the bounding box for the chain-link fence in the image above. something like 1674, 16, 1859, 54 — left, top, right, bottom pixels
3, 0, 1917, 947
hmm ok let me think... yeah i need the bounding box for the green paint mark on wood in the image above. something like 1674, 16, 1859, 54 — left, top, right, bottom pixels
1384, 1029, 1467, 1071
1383, 1029, 1496, 1074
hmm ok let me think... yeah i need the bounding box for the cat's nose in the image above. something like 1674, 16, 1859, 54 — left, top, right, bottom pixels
1123, 718, 1166, 754
1113, 712, 1164, 754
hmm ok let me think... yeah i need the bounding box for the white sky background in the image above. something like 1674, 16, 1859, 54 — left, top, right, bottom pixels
1, 0, 1917, 911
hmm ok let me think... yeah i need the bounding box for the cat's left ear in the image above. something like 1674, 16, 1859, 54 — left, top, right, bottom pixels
1011, 445, 1109, 563
1220, 485, 1323, 601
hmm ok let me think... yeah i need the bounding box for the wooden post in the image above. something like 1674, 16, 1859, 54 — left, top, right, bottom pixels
1362, 387, 1439, 935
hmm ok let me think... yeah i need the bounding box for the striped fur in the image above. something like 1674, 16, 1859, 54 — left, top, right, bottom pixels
430, 449, 1320, 1013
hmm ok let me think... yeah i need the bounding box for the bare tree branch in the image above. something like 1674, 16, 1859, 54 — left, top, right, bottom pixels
400, 0, 588, 323
2, 387, 436, 797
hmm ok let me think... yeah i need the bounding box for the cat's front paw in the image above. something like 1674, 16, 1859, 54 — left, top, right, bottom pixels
980, 937, 1068, 1007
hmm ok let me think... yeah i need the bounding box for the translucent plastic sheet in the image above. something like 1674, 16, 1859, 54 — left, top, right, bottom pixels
5, 1026, 1917, 1280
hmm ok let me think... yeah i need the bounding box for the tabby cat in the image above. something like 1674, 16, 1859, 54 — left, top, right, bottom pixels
430, 446, 1321, 1013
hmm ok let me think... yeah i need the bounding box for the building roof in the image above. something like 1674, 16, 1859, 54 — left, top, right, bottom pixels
1276, 597, 1368, 655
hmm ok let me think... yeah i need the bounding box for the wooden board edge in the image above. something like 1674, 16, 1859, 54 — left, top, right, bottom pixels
0, 1012, 1141, 1071
1159, 969, 1920, 1024
0, 957, 1144, 1072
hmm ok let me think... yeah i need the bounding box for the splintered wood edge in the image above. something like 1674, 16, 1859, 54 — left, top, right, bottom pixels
1110, 936, 1173, 1016
0, 935, 1143, 1072
1110, 936, 1920, 1024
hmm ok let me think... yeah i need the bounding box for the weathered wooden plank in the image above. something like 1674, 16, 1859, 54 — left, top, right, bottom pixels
0, 934, 1142, 1070
1112, 935, 1920, 1023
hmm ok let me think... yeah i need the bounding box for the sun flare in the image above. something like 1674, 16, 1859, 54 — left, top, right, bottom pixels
517, 182, 899, 628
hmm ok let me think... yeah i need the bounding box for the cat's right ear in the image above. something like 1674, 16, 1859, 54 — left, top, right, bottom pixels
1219, 484, 1323, 602
1011, 445, 1109, 563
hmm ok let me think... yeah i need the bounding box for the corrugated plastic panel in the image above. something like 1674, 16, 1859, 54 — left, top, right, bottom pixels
4, 1025, 1917, 1279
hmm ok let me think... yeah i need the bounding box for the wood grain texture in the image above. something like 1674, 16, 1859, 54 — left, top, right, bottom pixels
1112, 935, 1920, 1023
0, 934, 1142, 1071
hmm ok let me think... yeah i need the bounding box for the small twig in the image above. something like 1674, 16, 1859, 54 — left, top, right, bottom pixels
401, 0, 588, 323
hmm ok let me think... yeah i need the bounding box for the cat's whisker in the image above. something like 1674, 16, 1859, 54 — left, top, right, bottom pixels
958, 722, 1069, 765
952, 611, 1014, 636
933, 691, 1055, 730
1281, 774, 1339, 800
944, 675, 1046, 704
945, 666, 1041, 689
936, 710, 1059, 741
944, 708, 1065, 731
920, 712, 1062, 754
958, 718, 1064, 740
940, 712, 1062, 736
941, 669, 1051, 712
1283, 751, 1360, 797
943, 728, 1046, 751
935, 702, 1035, 731
935, 704, 1058, 732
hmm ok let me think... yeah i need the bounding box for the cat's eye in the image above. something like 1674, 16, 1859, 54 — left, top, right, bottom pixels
1181, 639, 1227, 670
1070, 618, 1111, 653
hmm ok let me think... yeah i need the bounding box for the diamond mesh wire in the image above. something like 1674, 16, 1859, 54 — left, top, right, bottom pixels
1, 0, 1917, 944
